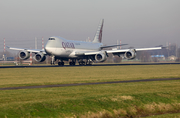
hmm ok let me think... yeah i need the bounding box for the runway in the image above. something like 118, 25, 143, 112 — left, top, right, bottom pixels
0, 62, 180, 68
0, 78, 180, 91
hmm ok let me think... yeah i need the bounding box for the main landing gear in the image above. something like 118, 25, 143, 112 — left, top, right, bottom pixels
69, 59, 76, 66
58, 61, 64, 66
78, 59, 85, 65
86, 59, 92, 65
78, 59, 92, 66
50, 57, 92, 66
58, 59, 76, 66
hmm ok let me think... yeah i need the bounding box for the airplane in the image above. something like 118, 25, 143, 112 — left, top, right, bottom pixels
7, 19, 163, 66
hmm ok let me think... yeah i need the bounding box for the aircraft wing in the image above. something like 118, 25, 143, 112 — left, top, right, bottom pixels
75, 51, 101, 56
7, 46, 46, 54
106, 47, 163, 54
75, 47, 163, 56
100, 44, 128, 49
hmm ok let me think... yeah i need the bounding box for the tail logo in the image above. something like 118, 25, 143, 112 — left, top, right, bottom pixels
93, 19, 104, 43
99, 23, 103, 42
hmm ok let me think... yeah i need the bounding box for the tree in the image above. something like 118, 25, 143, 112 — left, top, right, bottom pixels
176, 48, 180, 62
138, 51, 151, 62
113, 55, 122, 63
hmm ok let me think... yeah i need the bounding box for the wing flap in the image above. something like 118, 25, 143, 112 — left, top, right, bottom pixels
100, 44, 128, 49
75, 51, 102, 56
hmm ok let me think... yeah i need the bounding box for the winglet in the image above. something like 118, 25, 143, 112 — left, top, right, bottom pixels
93, 19, 104, 43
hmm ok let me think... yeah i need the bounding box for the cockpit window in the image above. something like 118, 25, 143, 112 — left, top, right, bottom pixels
49, 38, 55, 40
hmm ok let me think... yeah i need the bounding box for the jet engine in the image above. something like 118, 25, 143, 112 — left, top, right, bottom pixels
95, 51, 107, 62
124, 49, 136, 59
34, 53, 46, 62
19, 50, 30, 60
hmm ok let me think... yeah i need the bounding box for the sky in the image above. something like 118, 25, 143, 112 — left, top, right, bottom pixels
0, 0, 180, 51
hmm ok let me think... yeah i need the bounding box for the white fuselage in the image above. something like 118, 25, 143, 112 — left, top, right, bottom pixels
45, 36, 103, 58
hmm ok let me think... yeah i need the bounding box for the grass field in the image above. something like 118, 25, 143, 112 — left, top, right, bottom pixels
0, 65, 180, 88
0, 65, 180, 118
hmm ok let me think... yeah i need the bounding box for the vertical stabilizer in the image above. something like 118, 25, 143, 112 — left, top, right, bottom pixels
93, 19, 104, 43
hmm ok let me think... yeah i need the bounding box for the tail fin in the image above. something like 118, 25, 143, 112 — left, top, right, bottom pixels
93, 19, 104, 43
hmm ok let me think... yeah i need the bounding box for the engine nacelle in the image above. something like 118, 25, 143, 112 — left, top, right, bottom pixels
34, 53, 46, 62
124, 49, 136, 59
19, 51, 30, 60
95, 51, 107, 62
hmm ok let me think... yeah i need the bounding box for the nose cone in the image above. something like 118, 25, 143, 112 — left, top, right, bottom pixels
45, 46, 50, 54
45, 42, 53, 55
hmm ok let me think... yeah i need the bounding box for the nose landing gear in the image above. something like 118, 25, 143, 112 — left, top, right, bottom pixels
51, 56, 55, 65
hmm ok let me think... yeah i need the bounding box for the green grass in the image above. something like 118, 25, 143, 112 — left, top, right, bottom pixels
1, 80, 180, 118
0, 65, 180, 88
0, 65, 180, 117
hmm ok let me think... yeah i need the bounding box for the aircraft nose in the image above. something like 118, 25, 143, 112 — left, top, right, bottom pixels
45, 46, 51, 54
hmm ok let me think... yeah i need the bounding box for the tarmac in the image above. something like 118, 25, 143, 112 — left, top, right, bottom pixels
0, 62, 180, 68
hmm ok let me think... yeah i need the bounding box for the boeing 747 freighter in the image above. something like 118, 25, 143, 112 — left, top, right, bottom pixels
8, 19, 162, 66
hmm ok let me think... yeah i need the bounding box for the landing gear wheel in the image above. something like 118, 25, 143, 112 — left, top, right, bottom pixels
86, 61, 92, 65
69, 59, 76, 66
58, 62, 64, 66
61, 62, 64, 66
69, 62, 76, 65
79, 61, 85, 65
85, 59, 93, 65
58, 62, 61, 66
